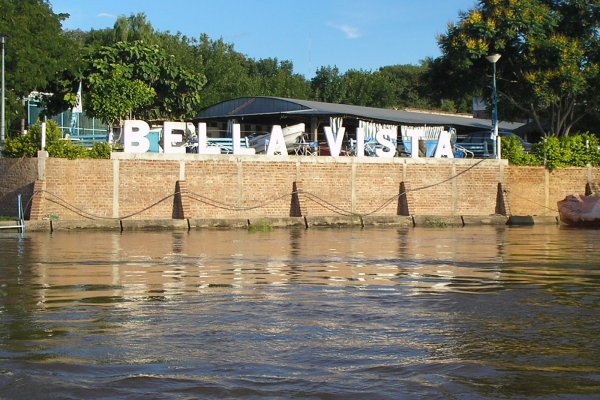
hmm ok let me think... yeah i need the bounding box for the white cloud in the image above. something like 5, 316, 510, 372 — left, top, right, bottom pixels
97, 12, 116, 19
328, 22, 361, 39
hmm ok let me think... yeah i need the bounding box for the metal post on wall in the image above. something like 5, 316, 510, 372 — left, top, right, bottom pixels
486, 53, 501, 159
1, 34, 8, 147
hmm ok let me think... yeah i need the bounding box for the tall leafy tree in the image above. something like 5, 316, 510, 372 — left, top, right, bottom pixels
252, 58, 311, 99
378, 64, 434, 109
88, 67, 155, 127
47, 40, 206, 123
311, 66, 345, 103
196, 34, 262, 108
113, 13, 156, 44
0, 0, 78, 135
436, 0, 600, 137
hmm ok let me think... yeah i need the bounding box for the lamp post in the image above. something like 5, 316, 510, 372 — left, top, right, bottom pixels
486, 53, 501, 159
1, 34, 7, 147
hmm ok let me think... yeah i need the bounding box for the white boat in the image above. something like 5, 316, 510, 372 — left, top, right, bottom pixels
248, 123, 306, 153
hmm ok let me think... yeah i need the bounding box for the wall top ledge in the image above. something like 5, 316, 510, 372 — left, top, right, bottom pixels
109, 152, 508, 166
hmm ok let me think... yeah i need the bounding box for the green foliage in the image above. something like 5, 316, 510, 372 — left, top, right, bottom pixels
47, 39, 207, 123
436, 1, 600, 137
83, 41, 207, 122
2, 120, 112, 159
0, 0, 80, 134
501, 135, 539, 166
311, 66, 345, 103
535, 133, 600, 170
88, 142, 112, 159
2, 120, 62, 157
88, 68, 155, 124
46, 139, 89, 160
43, 11, 443, 118
502, 132, 600, 170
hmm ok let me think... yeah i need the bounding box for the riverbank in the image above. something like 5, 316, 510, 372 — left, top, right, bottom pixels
0, 214, 560, 232
0, 152, 596, 224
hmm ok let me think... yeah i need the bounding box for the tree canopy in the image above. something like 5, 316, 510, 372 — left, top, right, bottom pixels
4, 3, 599, 141
46, 40, 207, 123
0, 0, 78, 134
436, 0, 600, 137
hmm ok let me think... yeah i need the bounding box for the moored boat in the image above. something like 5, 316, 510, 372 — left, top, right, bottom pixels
557, 194, 600, 227
248, 123, 306, 153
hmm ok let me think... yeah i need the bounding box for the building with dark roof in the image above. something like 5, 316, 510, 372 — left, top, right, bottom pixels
196, 96, 524, 141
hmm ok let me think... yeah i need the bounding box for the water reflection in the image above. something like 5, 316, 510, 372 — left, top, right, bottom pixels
0, 226, 599, 399
4, 226, 597, 306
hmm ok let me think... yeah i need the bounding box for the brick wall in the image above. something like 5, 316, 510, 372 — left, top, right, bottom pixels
42, 158, 114, 220
505, 166, 590, 216
2, 153, 598, 221
0, 158, 38, 217
118, 160, 180, 219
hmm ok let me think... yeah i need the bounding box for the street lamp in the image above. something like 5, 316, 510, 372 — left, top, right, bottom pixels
1, 34, 7, 147
486, 53, 501, 159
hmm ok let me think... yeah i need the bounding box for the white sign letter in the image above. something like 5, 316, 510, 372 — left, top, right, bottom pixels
266, 125, 288, 156
232, 124, 255, 155
324, 126, 346, 157
123, 120, 150, 153
375, 129, 397, 158
434, 130, 455, 158
355, 128, 366, 157
163, 121, 186, 154
405, 130, 422, 159
197, 122, 220, 155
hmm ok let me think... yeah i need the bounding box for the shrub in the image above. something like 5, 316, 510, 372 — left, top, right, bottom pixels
88, 141, 112, 159
502, 132, 600, 170
2, 120, 112, 159
501, 135, 540, 166
2, 120, 62, 157
535, 133, 600, 170
47, 139, 90, 159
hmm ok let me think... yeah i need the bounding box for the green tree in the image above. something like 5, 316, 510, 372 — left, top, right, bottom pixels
311, 66, 345, 103
47, 40, 206, 123
197, 35, 258, 108
0, 0, 78, 136
2, 120, 60, 157
88, 67, 155, 126
436, 0, 600, 137
378, 63, 435, 109
113, 13, 156, 43
252, 58, 311, 99
2, 120, 110, 159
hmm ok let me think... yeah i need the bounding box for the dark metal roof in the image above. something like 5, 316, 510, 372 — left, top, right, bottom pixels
197, 96, 524, 131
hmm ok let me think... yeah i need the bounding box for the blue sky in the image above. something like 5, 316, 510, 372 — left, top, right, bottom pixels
50, 0, 477, 78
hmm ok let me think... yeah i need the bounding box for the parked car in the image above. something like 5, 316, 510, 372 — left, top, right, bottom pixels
457, 130, 532, 157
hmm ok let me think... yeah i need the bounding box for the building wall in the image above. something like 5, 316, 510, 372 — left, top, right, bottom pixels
1, 153, 596, 221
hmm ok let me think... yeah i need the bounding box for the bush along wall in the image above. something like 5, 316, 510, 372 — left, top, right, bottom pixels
502, 132, 600, 170
1, 120, 111, 160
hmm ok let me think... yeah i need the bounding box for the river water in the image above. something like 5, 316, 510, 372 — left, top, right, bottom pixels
0, 226, 599, 399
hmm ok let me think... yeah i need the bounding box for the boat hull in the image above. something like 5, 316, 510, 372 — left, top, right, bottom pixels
557, 194, 600, 227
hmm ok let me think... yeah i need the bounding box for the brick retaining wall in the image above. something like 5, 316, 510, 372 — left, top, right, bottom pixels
1, 153, 596, 221
0, 158, 38, 217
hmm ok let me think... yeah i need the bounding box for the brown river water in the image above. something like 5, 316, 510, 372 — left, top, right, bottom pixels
0, 225, 599, 399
